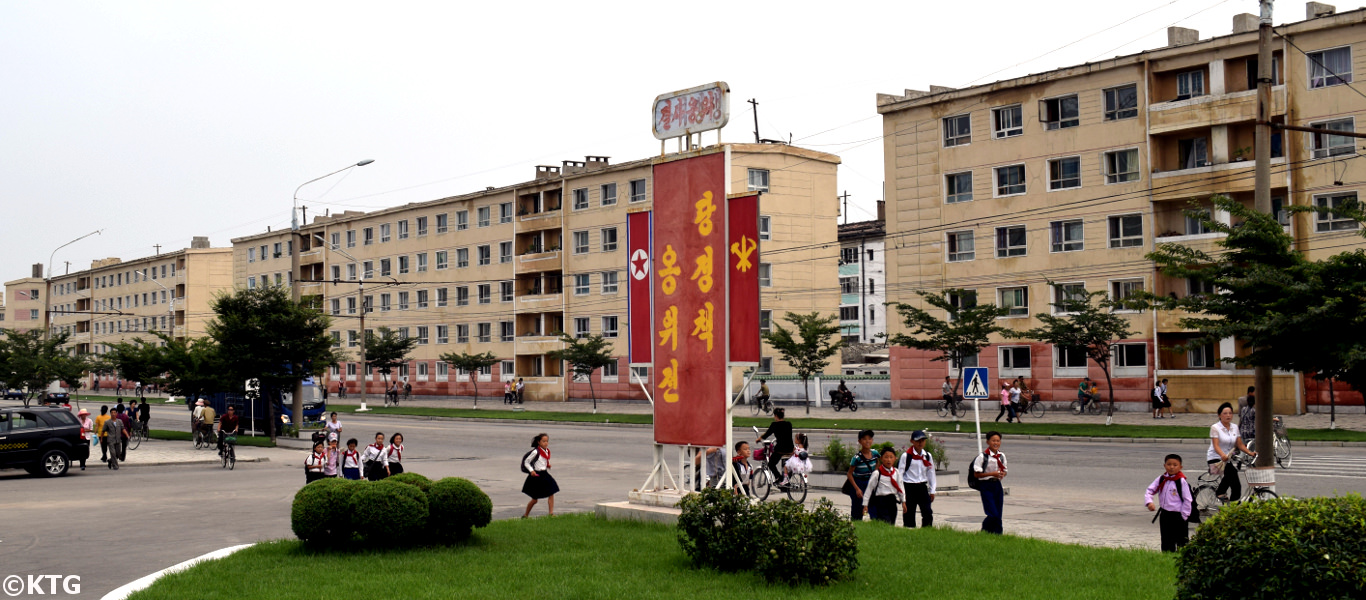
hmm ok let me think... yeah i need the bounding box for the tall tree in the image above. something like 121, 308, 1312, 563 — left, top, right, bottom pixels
204, 286, 337, 438
762, 312, 843, 415
104, 337, 169, 397
548, 333, 615, 413
887, 290, 1012, 396
0, 330, 78, 407
439, 351, 499, 409
1016, 284, 1138, 424
364, 327, 419, 404
154, 332, 231, 402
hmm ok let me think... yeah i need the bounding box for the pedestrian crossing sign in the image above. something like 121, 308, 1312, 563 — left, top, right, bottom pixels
963, 367, 990, 399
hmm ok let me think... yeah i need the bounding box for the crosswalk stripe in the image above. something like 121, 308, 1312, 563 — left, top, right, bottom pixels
1280, 455, 1366, 478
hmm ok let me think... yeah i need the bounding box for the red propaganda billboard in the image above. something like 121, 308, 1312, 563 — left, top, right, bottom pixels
626, 210, 653, 367
652, 151, 728, 447
727, 192, 761, 364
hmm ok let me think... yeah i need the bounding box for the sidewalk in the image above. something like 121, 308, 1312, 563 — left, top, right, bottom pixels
82, 438, 281, 468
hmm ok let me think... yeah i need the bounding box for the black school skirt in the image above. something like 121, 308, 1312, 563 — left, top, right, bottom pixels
365, 460, 387, 481
522, 471, 559, 499
388, 462, 404, 475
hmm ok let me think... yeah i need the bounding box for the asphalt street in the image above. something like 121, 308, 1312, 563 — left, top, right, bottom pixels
3, 407, 1364, 600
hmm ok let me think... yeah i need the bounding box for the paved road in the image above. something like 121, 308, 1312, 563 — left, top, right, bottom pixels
3, 407, 1364, 600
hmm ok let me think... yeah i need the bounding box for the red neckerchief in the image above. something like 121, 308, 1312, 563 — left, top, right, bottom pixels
344, 449, 359, 465
389, 444, 402, 462
984, 450, 1004, 473
878, 464, 903, 494
369, 443, 383, 456
1155, 472, 1186, 496
309, 451, 325, 470
910, 449, 932, 468
536, 446, 550, 469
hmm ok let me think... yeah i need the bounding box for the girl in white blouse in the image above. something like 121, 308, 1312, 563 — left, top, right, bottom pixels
386, 433, 405, 476
360, 432, 387, 481
863, 447, 904, 524
304, 441, 326, 483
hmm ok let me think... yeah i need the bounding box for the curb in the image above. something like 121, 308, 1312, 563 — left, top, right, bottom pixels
104, 458, 270, 468
100, 543, 252, 600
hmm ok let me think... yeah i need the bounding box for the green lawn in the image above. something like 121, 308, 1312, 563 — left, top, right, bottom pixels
148, 429, 276, 448
128, 514, 1173, 600
338, 405, 1366, 442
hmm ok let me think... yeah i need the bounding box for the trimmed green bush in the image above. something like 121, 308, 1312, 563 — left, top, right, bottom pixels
291, 478, 362, 545
387, 472, 433, 493
751, 498, 858, 585
1176, 495, 1366, 599
350, 480, 429, 545
677, 487, 762, 572
823, 436, 852, 472
426, 477, 493, 541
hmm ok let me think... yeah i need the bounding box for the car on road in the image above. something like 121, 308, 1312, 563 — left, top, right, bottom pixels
0, 406, 90, 477
3, 389, 29, 401
43, 392, 71, 405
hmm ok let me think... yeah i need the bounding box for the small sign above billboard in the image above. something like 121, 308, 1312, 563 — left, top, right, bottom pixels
652, 82, 730, 141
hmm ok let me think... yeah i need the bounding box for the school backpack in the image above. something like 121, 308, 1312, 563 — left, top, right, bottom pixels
967, 452, 985, 490
520, 449, 536, 474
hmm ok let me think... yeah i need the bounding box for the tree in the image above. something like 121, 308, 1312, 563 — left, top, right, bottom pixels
104, 337, 169, 397
762, 312, 843, 415
1016, 284, 1137, 424
439, 351, 499, 409
364, 327, 419, 404
155, 333, 231, 402
887, 290, 1012, 396
548, 333, 615, 413
204, 286, 337, 439
0, 330, 78, 407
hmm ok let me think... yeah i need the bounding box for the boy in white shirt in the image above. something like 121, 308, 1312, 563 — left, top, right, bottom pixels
898, 430, 937, 528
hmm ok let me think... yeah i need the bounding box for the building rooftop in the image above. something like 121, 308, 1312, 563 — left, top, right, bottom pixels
838, 219, 885, 242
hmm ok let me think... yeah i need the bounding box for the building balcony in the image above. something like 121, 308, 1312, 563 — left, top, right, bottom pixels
1147, 86, 1285, 135
299, 248, 325, 266
1156, 309, 1201, 333
518, 250, 562, 271
1153, 231, 1225, 254
516, 334, 565, 355
1150, 157, 1284, 202
517, 293, 563, 310
518, 211, 562, 231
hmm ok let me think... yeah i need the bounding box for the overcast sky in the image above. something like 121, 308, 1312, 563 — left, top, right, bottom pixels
2, 0, 1352, 285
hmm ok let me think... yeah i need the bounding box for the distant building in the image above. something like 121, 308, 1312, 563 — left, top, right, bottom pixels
837, 203, 886, 344
3, 264, 47, 337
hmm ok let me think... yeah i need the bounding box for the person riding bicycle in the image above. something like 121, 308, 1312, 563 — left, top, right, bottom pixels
137, 398, 150, 431
1078, 377, 1096, 411
218, 405, 240, 454
756, 408, 794, 484
755, 379, 771, 408
941, 377, 956, 403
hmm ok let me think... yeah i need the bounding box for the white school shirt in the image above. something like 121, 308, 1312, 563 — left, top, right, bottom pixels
386, 444, 403, 465
897, 449, 938, 494
342, 449, 361, 469
863, 468, 905, 507
1208, 422, 1240, 462
972, 450, 1007, 481
360, 443, 386, 465
523, 449, 549, 473
305, 451, 325, 472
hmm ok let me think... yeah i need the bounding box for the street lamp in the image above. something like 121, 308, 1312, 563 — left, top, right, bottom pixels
289, 160, 374, 433
45, 230, 103, 340
324, 241, 371, 412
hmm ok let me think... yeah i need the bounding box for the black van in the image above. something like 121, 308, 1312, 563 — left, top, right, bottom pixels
0, 406, 90, 477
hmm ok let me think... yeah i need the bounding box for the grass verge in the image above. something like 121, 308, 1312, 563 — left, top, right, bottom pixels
128, 514, 1172, 600
338, 405, 1366, 442
148, 429, 276, 448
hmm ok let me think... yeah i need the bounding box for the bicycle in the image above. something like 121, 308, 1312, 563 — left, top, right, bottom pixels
1191, 450, 1278, 518
218, 432, 237, 470
193, 422, 214, 449
1070, 395, 1104, 416
1017, 392, 1046, 418
1272, 416, 1292, 469
747, 427, 807, 503
936, 394, 967, 418
127, 420, 148, 451
750, 394, 773, 417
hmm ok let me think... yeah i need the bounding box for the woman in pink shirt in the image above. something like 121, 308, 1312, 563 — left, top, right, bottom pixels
994, 382, 1016, 423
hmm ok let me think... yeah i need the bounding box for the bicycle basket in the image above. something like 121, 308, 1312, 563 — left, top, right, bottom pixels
752, 447, 767, 461
224, 435, 237, 444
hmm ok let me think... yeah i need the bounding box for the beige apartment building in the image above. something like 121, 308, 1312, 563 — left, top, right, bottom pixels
878, 3, 1366, 412
45, 238, 233, 386
3, 265, 47, 337
232, 143, 840, 402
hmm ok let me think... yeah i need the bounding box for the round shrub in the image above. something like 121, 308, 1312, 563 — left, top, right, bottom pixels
350, 480, 430, 545
426, 477, 493, 541
387, 472, 432, 493
676, 487, 762, 572
291, 478, 362, 546
1176, 495, 1366, 600
752, 498, 858, 585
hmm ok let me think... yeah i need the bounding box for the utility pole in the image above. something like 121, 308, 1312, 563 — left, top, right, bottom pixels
1253, 0, 1277, 483
838, 191, 851, 225
153, 244, 161, 255
357, 278, 369, 411
748, 98, 760, 143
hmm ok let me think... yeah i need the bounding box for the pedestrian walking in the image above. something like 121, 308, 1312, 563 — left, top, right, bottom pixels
1145, 453, 1194, 552
898, 430, 937, 528
342, 439, 362, 480
305, 441, 327, 483
76, 409, 93, 471
1152, 380, 1166, 419
521, 433, 558, 517
361, 432, 388, 481
115, 380, 122, 397
385, 433, 405, 475
515, 378, 525, 403
323, 438, 340, 478
1208, 402, 1255, 503
114, 406, 133, 461
504, 380, 515, 404
1160, 379, 1174, 418
863, 447, 904, 525
970, 431, 1008, 534
101, 408, 125, 470
995, 382, 1016, 423
1238, 387, 1258, 445
324, 412, 343, 439
92, 379, 100, 394
403, 380, 411, 401
843, 430, 877, 521
94, 406, 111, 463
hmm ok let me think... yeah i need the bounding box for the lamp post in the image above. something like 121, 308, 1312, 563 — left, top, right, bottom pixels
45, 230, 103, 341
289, 160, 374, 433
325, 242, 371, 412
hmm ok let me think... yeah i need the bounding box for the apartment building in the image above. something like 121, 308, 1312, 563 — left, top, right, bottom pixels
3, 265, 47, 337
232, 143, 841, 402
45, 238, 233, 385
837, 208, 887, 344
877, 3, 1366, 412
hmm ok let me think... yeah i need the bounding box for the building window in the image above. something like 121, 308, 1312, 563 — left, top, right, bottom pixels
999, 286, 1028, 317
946, 171, 973, 203
1104, 149, 1140, 183
942, 114, 971, 147
500, 242, 513, 264
347, 297, 357, 315
758, 263, 772, 287
362, 261, 374, 279
387, 222, 398, 241
1000, 346, 1031, 370
1054, 282, 1086, 314
839, 306, 859, 321
478, 284, 491, 304
248, 247, 256, 263
601, 183, 617, 206
1314, 192, 1361, 232
330, 299, 341, 315
601, 271, 619, 294
950, 352, 979, 369
840, 247, 858, 264
747, 169, 770, 192
574, 274, 590, 295
1111, 279, 1144, 305
994, 164, 1026, 196
1186, 209, 1213, 235
758, 216, 771, 240
629, 179, 647, 202
417, 216, 428, 236
840, 277, 858, 294
436, 213, 448, 233
456, 210, 468, 231
436, 251, 448, 270
348, 331, 358, 348
1057, 345, 1088, 368
601, 227, 618, 252
437, 288, 448, 307
500, 321, 514, 342
456, 286, 469, 306
456, 324, 469, 343
602, 361, 618, 379
377, 258, 390, 277
380, 293, 391, 312
602, 316, 619, 338
1176, 70, 1205, 100
346, 230, 356, 248
760, 310, 771, 334
1309, 118, 1355, 158
477, 323, 491, 343
573, 231, 589, 254
500, 281, 514, 302
457, 248, 469, 268
995, 226, 1026, 258
500, 203, 513, 224
1108, 214, 1143, 248
1103, 84, 1138, 120
417, 326, 429, 345
1050, 220, 1084, 252
1040, 95, 1079, 129
992, 105, 1023, 138
573, 188, 589, 210
1308, 46, 1352, 89
417, 289, 429, 309
247, 276, 256, 289
1048, 157, 1081, 190
1114, 343, 1146, 367
758, 357, 773, 374
477, 207, 490, 227
1188, 341, 1213, 368
574, 317, 590, 338
363, 228, 374, 245
478, 245, 491, 266
947, 231, 975, 262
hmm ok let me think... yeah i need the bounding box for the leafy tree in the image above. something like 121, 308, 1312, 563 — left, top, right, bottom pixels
0, 330, 85, 407
364, 327, 419, 402
204, 286, 337, 438
48, 349, 90, 400
762, 312, 843, 415
104, 337, 169, 397
439, 351, 499, 408
1016, 284, 1138, 422
887, 290, 1012, 396
155, 333, 231, 401
548, 333, 615, 413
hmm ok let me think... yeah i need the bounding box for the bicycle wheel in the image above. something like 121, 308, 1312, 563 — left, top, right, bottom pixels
752, 468, 772, 501
786, 476, 808, 503
762, 399, 773, 415
1251, 487, 1278, 501
1029, 401, 1045, 418
1089, 400, 1104, 415
222, 449, 229, 468
128, 430, 142, 451
936, 401, 950, 418
1274, 436, 1292, 469
750, 397, 761, 417
1194, 484, 1221, 517
1070, 400, 1083, 415
952, 401, 966, 418
193, 431, 204, 450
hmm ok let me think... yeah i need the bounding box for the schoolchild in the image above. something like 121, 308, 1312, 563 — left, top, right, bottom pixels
1145, 453, 1194, 552
342, 438, 363, 480
863, 447, 904, 525
361, 432, 388, 481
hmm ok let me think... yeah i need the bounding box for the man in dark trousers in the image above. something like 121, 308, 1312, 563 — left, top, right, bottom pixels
756, 408, 794, 484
